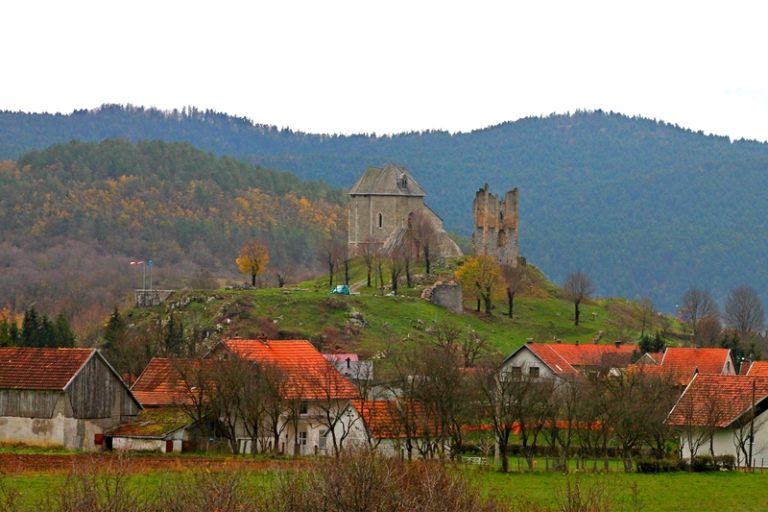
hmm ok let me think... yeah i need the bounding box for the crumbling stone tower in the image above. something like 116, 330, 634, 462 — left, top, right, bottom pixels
472, 184, 519, 266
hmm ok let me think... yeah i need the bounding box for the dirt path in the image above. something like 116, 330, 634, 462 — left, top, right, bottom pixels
0, 453, 297, 474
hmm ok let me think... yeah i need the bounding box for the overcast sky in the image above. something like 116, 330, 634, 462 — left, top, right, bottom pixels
4, 1, 768, 140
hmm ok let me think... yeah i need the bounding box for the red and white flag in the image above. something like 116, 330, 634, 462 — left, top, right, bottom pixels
130, 260, 144, 266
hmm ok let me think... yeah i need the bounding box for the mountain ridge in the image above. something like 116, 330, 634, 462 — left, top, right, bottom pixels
3, 106, 768, 311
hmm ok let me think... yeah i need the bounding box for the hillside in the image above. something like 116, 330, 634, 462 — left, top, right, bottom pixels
2, 106, 768, 310
102, 260, 684, 378
0, 139, 345, 335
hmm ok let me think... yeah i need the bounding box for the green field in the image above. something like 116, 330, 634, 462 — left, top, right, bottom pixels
2, 465, 767, 511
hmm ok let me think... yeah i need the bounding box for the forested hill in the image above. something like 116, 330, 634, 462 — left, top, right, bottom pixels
4, 105, 768, 310
0, 139, 346, 335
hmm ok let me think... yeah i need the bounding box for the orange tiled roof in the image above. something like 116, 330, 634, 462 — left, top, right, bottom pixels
223, 339, 358, 400
625, 362, 694, 386
746, 361, 768, 377
352, 399, 434, 439
131, 358, 209, 408
524, 343, 637, 375
667, 374, 768, 428
0, 347, 94, 390
660, 347, 733, 379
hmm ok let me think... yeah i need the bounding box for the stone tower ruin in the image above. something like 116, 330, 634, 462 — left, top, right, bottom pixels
472, 184, 519, 266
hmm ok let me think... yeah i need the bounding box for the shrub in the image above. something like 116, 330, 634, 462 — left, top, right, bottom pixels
714, 455, 736, 471
635, 458, 678, 473
691, 455, 715, 472
269, 448, 508, 512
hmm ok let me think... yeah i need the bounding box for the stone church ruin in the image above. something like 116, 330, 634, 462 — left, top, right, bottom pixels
347, 164, 462, 258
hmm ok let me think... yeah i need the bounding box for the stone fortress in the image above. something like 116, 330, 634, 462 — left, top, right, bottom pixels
347, 163, 462, 258
472, 184, 519, 267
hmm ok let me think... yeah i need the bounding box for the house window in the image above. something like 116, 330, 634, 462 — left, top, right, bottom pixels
298, 431, 307, 446
299, 401, 308, 415
510, 366, 522, 377
319, 430, 328, 450
529, 367, 540, 378
378, 212, 383, 228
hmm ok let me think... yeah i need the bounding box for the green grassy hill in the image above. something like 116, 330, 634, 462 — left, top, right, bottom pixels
111, 258, 684, 375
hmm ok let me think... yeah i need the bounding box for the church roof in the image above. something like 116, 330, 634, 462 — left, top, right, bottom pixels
349, 164, 426, 197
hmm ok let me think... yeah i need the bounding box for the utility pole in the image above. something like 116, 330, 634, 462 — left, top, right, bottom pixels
749, 379, 756, 472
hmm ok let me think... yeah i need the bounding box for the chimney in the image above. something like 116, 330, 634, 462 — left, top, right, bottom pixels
526, 338, 534, 345
614, 340, 623, 348
575, 340, 580, 346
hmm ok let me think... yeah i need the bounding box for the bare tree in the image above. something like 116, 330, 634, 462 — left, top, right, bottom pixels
322, 233, 346, 289
308, 360, 360, 457
408, 211, 438, 274
502, 264, 526, 319
724, 285, 765, 341
563, 272, 595, 326
697, 315, 723, 347
358, 238, 379, 288
679, 287, 719, 345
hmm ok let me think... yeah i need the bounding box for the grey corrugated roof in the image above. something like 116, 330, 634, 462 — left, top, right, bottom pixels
349, 164, 426, 197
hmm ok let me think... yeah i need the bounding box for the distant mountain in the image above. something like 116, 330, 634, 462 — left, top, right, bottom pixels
0, 138, 345, 334
3, 105, 768, 311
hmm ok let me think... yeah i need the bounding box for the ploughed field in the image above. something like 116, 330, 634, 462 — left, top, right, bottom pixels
0, 452, 294, 474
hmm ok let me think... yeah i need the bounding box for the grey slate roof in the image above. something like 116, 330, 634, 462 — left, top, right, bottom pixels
349, 164, 426, 197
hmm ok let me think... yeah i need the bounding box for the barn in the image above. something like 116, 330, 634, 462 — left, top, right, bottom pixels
0, 347, 141, 450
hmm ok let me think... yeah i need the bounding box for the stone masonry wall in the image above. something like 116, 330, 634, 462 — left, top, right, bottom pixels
472, 184, 519, 266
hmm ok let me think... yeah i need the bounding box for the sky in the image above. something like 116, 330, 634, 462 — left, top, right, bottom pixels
4, 0, 768, 140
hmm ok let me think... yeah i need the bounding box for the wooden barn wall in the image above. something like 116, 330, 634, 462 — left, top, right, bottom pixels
66, 355, 140, 419
0, 389, 61, 417
67, 356, 116, 419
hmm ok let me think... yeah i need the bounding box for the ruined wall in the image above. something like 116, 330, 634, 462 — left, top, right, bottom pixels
472, 184, 519, 266
430, 283, 464, 314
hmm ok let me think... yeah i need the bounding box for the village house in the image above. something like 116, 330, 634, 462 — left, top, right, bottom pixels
323, 353, 374, 382
105, 358, 214, 453
0, 347, 140, 450
211, 339, 361, 456
634, 347, 736, 386
667, 374, 768, 468
501, 341, 639, 381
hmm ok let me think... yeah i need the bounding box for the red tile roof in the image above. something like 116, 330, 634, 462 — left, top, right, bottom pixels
523, 343, 637, 375
746, 361, 768, 377
352, 399, 433, 439
0, 347, 94, 390
660, 347, 734, 380
667, 375, 768, 428
131, 358, 209, 408
223, 339, 358, 400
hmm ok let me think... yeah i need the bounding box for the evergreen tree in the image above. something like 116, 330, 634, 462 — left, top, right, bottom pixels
21, 308, 40, 347
164, 313, 184, 355
40, 316, 56, 347
103, 307, 126, 350
54, 313, 75, 347
9, 323, 19, 346
0, 321, 10, 347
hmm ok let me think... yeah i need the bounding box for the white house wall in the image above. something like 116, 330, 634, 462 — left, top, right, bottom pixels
502, 347, 556, 379
678, 412, 768, 468
0, 413, 111, 451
